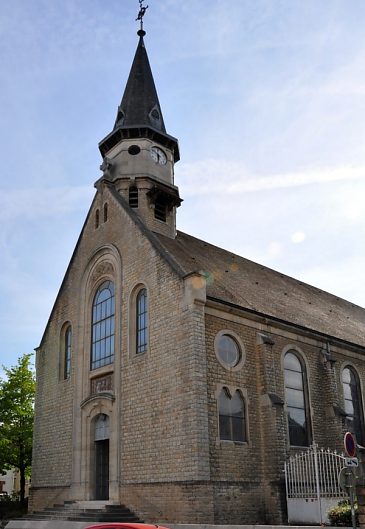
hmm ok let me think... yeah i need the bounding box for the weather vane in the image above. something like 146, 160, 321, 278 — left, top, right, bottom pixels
136, 0, 149, 32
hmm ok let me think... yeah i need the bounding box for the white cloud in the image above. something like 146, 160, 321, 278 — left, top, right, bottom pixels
291, 232, 306, 244
299, 257, 365, 309
338, 189, 365, 222
0, 186, 94, 221
178, 160, 365, 196
267, 241, 283, 258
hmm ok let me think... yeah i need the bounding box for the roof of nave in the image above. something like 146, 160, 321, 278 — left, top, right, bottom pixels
155, 230, 365, 349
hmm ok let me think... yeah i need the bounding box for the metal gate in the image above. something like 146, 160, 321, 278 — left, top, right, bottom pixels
285, 443, 348, 524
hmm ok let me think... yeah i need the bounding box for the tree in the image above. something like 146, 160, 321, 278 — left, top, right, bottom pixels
0, 353, 35, 504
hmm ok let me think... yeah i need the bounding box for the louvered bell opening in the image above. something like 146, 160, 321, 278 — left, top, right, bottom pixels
154, 199, 166, 222
129, 186, 139, 208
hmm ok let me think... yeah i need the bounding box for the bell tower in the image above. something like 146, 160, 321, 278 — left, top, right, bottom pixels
98, 3, 181, 238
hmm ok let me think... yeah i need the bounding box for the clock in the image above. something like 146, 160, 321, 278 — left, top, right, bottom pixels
150, 146, 167, 165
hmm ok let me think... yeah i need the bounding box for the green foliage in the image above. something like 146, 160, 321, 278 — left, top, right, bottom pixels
0, 354, 35, 503
328, 499, 359, 527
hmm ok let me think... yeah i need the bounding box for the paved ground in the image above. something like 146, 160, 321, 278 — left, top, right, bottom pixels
4, 522, 352, 529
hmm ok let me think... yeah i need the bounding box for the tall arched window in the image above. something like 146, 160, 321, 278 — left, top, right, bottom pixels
342, 366, 364, 445
91, 281, 115, 370
218, 387, 246, 442
136, 288, 148, 354
64, 325, 72, 379
284, 351, 310, 446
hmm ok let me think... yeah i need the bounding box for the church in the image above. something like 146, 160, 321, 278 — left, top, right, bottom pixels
30, 9, 365, 526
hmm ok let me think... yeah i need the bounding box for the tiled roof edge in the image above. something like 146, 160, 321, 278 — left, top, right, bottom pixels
207, 295, 365, 352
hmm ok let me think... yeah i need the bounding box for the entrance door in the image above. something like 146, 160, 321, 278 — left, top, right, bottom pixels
94, 414, 110, 500
95, 439, 109, 500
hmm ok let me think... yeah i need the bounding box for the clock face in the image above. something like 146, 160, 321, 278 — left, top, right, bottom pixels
150, 146, 167, 165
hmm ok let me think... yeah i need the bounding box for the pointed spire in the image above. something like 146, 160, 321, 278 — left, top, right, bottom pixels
98, 5, 179, 162
113, 31, 166, 134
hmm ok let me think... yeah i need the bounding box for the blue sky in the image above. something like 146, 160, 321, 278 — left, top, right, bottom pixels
1, 0, 365, 371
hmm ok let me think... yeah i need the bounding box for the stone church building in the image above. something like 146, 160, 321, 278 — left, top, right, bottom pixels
31, 24, 365, 525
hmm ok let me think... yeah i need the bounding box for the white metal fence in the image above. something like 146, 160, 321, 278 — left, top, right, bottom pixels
285, 443, 348, 524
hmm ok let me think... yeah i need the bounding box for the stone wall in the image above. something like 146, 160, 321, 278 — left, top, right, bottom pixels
31, 182, 211, 515
31, 179, 365, 523
120, 482, 214, 524
204, 304, 365, 523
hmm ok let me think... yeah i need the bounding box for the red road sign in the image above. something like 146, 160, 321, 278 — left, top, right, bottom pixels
344, 432, 356, 457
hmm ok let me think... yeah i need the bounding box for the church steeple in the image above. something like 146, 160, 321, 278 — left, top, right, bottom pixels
113, 30, 166, 134
99, 24, 179, 162
97, 5, 182, 239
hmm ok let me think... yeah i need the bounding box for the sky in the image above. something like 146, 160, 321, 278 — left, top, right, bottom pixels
1, 0, 365, 372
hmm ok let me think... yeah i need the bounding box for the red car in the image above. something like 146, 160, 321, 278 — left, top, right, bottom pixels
85, 525, 171, 529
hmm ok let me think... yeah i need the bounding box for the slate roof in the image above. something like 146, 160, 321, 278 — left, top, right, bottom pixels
155, 230, 365, 348
98, 31, 180, 161
115, 32, 166, 133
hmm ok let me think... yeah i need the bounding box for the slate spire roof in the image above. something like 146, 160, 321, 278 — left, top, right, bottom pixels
114, 29, 166, 133
99, 29, 180, 161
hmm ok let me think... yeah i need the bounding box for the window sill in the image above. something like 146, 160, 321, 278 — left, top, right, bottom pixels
130, 349, 149, 361
89, 364, 114, 378
216, 438, 249, 448
288, 444, 311, 452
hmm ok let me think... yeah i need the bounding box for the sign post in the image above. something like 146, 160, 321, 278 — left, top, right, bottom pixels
342, 433, 357, 529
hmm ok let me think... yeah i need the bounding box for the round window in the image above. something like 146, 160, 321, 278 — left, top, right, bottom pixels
128, 145, 141, 155
217, 334, 240, 367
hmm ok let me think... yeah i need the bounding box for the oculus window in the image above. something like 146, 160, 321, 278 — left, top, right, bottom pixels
218, 387, 246, 442
136, 288, 148, 354
284, 351, 311, 447
342, 366, 364, 445
214, 331, 245, 370
128, 145, 140, 156
217, 335, 240, 367
91, 281, 115, 370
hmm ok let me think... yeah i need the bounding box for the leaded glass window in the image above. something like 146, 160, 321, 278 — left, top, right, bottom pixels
64, 326, 72, 379
91, 281, 115, 370
217, 335, 240, 368
218, 387, 246, 442
136, 288, 148, 354
342, 366, 364, 445
284, 351, 310, 446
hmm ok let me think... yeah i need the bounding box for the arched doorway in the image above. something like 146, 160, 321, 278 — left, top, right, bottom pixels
94, 414, 110, 500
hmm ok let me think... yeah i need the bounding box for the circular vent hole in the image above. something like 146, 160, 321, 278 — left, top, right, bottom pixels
128, 145, 141, 155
